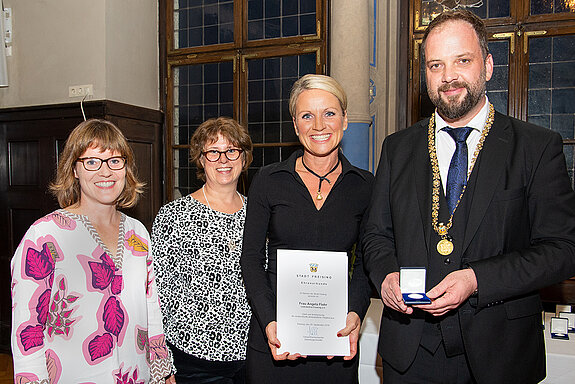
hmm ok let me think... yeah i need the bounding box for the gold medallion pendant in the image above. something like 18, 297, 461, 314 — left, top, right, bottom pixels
428, 104, 495, 258
437, 238, 454, 255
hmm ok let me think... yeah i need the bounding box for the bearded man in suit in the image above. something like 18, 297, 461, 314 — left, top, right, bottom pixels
362, 9, 575, 384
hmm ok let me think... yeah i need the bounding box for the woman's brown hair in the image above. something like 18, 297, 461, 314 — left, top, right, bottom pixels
49, 119, 145, 209
189, 117, 253, 182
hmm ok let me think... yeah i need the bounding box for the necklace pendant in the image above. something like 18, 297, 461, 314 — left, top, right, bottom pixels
437, 238, 454, 255
316, 191, 323, 200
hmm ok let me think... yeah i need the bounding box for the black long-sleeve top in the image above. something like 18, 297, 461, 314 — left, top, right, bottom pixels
240, 149, 374, 351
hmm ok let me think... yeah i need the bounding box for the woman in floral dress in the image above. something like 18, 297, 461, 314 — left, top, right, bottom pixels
11, 119, 173, 383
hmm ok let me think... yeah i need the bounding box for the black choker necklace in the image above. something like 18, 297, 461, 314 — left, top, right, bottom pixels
301, 156, 341, 200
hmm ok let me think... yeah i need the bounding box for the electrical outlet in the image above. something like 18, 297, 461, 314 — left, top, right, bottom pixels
68, 84, 93, 98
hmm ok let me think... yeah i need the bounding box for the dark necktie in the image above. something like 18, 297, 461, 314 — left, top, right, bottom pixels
443, 127, 474, 215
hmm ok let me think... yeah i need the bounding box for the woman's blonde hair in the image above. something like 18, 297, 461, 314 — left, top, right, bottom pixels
189, 117, 253, 182
49, 119, 144, 209
289, 74, 348, 117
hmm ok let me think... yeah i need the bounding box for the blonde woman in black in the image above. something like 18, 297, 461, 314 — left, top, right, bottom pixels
241, 75, 373, 383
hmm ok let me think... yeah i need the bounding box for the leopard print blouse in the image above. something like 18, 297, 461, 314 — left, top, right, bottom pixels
152, 195, 251, 361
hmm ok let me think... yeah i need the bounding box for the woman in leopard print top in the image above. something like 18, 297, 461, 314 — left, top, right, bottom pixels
152, 117, 253, 384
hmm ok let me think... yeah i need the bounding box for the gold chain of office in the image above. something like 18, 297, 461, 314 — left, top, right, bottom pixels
428, 103, 495, 255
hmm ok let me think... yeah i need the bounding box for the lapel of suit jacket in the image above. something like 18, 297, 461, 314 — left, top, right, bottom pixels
462, 112, 513, 253
414, 119, 433, 255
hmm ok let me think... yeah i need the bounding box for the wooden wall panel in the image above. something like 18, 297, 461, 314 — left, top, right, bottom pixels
9, 141, 40, 186
540, 278, 575, 307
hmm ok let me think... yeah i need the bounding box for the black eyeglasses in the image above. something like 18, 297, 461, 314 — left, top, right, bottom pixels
76, 156, 127, 171
202, 148, 243, 162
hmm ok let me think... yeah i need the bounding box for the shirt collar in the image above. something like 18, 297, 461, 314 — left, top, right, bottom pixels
270, 148, 369, 181
435, 95, 490, 134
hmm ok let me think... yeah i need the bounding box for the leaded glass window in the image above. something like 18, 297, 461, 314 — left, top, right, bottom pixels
527, 34, 575, 188
531, 0, 575, 15
418, 0, 510, 30
246, 54, 316, 177
172, 62, 234, 197
164, 0, 327, 198
247, 0, 317, 40
486, 40, 509, 114
174, 0, 235, 48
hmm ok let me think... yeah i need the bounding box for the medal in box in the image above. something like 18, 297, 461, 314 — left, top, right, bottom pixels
558, 312, 575, 333
550, 317, 569, 340
400, 267, 431, 305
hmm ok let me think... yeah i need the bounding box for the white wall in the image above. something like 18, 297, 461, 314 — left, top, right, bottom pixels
106, 0, 159, 109
0, 0, 159, 110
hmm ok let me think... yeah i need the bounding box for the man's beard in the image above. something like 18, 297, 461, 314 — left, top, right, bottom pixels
429, 69, 487, 120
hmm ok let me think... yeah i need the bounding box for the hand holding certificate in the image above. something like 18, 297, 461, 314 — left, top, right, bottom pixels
276, 249, 350, 356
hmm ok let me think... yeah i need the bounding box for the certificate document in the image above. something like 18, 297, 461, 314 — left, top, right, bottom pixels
276, 249, 349, 356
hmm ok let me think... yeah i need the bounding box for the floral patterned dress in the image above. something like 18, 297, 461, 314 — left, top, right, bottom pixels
11, 210, 172, 383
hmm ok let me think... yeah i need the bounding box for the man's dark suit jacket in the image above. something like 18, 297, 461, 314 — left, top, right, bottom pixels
362, 111, 575, 384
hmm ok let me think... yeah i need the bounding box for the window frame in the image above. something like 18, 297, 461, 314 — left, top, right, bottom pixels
160, 0, 328, 200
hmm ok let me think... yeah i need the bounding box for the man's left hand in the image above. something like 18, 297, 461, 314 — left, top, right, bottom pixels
415, 268, 477, 316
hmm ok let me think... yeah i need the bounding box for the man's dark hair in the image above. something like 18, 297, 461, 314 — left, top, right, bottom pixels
422, 9, 490, 61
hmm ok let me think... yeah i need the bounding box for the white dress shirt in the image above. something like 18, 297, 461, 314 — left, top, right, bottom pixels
435, 95, 491, 194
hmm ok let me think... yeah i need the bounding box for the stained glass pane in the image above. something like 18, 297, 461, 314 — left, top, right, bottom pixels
527, 34, 575, 188
486, 40, 509, 114
419, 0, 510, 26
531, 0, 575, 15
174, 0, 234, 49
527, 35, 575, 140
247, 0, 316, 40
246, 53, 316, 179
172, 61, 234, 197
